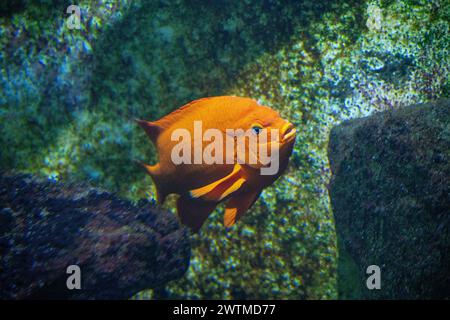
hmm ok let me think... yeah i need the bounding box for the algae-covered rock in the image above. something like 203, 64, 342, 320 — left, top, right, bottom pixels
1, 0, 449, 299
0, 172, 190, 300
328, 100, 450, 299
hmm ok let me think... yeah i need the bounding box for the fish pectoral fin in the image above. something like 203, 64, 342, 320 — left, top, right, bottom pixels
218, 178, 246, 201
189, 164, 246, 202
177, 196, 217, 232
224, 190, 261, 228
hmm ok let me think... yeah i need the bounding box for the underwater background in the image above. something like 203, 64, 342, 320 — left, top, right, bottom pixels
1, 0, 449, 299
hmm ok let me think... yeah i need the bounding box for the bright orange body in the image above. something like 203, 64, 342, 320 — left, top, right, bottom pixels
137, 96, 296, 232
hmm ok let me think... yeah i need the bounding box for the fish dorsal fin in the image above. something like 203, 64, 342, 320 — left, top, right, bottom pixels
189, 164, 246, 202
138, 96, 250, 140
135, 119, 162, 143
224, 190, 261, 228
136, 98, 212, 142
151, 97, 218, 131
177, 196, 217, 232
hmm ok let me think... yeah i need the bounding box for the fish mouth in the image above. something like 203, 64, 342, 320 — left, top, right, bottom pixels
281, 122, 296, 142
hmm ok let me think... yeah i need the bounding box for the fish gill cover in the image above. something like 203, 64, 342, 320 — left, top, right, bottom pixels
0, 0, 449, 299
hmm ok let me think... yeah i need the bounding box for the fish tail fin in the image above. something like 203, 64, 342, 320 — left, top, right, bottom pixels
135, 119, 162, 144
135, 160, 167, 204
176, 196, 217, 233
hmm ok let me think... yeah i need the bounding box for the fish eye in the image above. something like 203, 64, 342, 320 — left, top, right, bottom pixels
251, 124, 263, 135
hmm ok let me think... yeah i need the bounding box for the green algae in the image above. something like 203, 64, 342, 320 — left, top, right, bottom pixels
329, 100, 450, 299
1, 0, 449, 299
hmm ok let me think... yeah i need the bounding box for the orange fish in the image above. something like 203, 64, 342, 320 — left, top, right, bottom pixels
136, 96, 296, 232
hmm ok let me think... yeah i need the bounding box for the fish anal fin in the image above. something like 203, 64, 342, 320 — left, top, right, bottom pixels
189, 164, 245, 202
135, 119, 162, 143
177, 196, 217, 232
224, 190, 261, 228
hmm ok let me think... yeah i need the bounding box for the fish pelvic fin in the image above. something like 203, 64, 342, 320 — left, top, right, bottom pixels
177, 196, 217, 233
135, 160, 167, 204
189, 164, 246, 202
135, 119, 163, 144
224, 190, 261, 228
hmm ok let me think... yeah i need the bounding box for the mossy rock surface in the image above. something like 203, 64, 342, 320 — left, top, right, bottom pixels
0, 172, 190, 299
1, 0, 450, 299
329, 100, 450, 299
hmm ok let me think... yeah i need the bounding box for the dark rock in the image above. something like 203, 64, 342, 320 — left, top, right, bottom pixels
328, 100, 450, 299
0, 173, 190, 300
